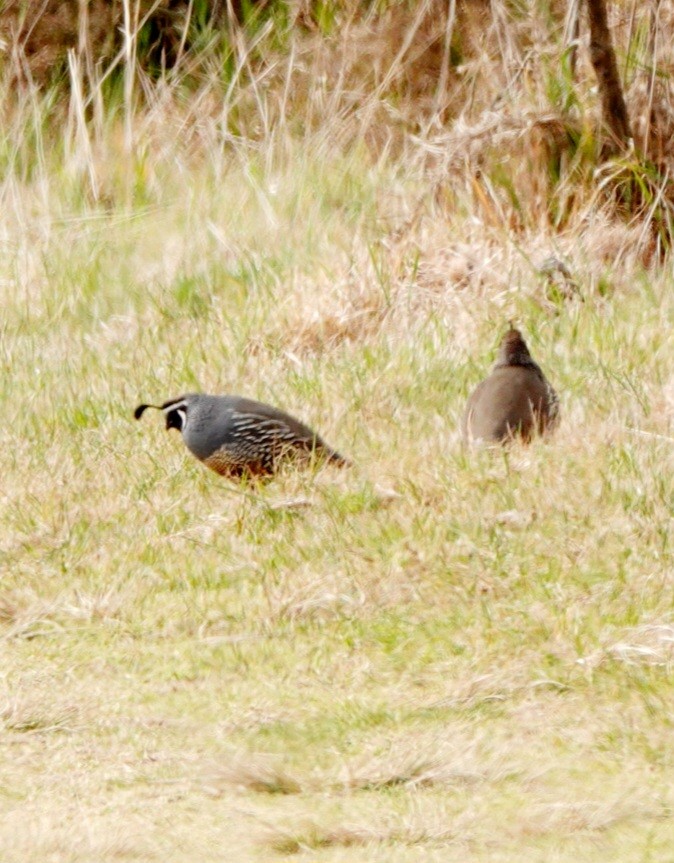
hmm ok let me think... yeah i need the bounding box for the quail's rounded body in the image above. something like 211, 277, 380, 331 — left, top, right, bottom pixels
135, 392, 347, 478
462, 328, 559, 444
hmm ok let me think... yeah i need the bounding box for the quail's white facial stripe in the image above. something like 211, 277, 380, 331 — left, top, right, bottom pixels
163, 401, 188, 430
162, 399, 188, 412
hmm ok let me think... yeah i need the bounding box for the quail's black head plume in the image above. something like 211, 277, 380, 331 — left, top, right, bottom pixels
462, 326, 559, 444
134, 403, 157, 420
135, 397, 189, 431
134, 393, 349, 479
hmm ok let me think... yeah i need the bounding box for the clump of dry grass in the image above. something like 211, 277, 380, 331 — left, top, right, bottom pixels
0, 820, 154, 863
202, 750, 303, 796
579, 623, 674, 669
264, 816, 461, 854
336, 728, 515, 792
265, 820, 373, 854
0, 590, 65, 641
0, 697, 78, 734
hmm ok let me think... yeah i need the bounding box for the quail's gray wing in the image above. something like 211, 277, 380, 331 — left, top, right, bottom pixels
228, 397, 321, 444
227, 397, 349, 466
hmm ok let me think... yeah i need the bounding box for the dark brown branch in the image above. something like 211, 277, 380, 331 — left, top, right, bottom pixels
585, 0, 632, 153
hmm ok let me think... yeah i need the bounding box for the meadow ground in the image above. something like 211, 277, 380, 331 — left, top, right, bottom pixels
3, 3, 674, 861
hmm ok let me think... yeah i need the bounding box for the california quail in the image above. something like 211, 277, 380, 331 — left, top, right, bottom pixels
135, 393, 349, 478
462, 326, 559, 443
537, 256, 582, 306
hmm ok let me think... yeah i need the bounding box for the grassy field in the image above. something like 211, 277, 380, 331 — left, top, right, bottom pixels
3, 3, 674, 861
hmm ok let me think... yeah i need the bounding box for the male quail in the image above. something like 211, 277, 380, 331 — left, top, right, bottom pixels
462, 326, 559, 443
135, 393, 349, 478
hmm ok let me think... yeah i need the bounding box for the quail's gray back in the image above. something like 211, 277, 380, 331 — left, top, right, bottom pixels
462, 327, 559, 443
135, 392, 348, 478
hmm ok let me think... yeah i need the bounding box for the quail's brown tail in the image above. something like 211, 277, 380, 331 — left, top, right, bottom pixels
322, 445, 351, 468
300, 434, 350, 467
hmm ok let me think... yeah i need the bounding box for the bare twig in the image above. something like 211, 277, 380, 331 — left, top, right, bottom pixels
585, 0, 632, 153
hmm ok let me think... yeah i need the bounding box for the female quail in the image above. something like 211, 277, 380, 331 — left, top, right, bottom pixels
462, 326, 559, 443
135, 393, 349, 478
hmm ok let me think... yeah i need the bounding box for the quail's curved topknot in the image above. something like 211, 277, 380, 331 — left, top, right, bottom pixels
496, 327, 535, 369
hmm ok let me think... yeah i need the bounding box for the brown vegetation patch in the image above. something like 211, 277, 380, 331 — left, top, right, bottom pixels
1, 695, 78, 734
339, 738, 504, 792
202, 751, 303, 796
266, 821, 372, 854
265, 817, 461, 854
517, 793, 670, 838
2, 1, 233, 83
0, 590, 63, 641
285, 291, 390, 355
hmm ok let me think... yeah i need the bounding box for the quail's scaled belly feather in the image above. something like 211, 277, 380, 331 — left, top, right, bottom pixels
135, 392, 348, 478
462, 327, 559, 444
